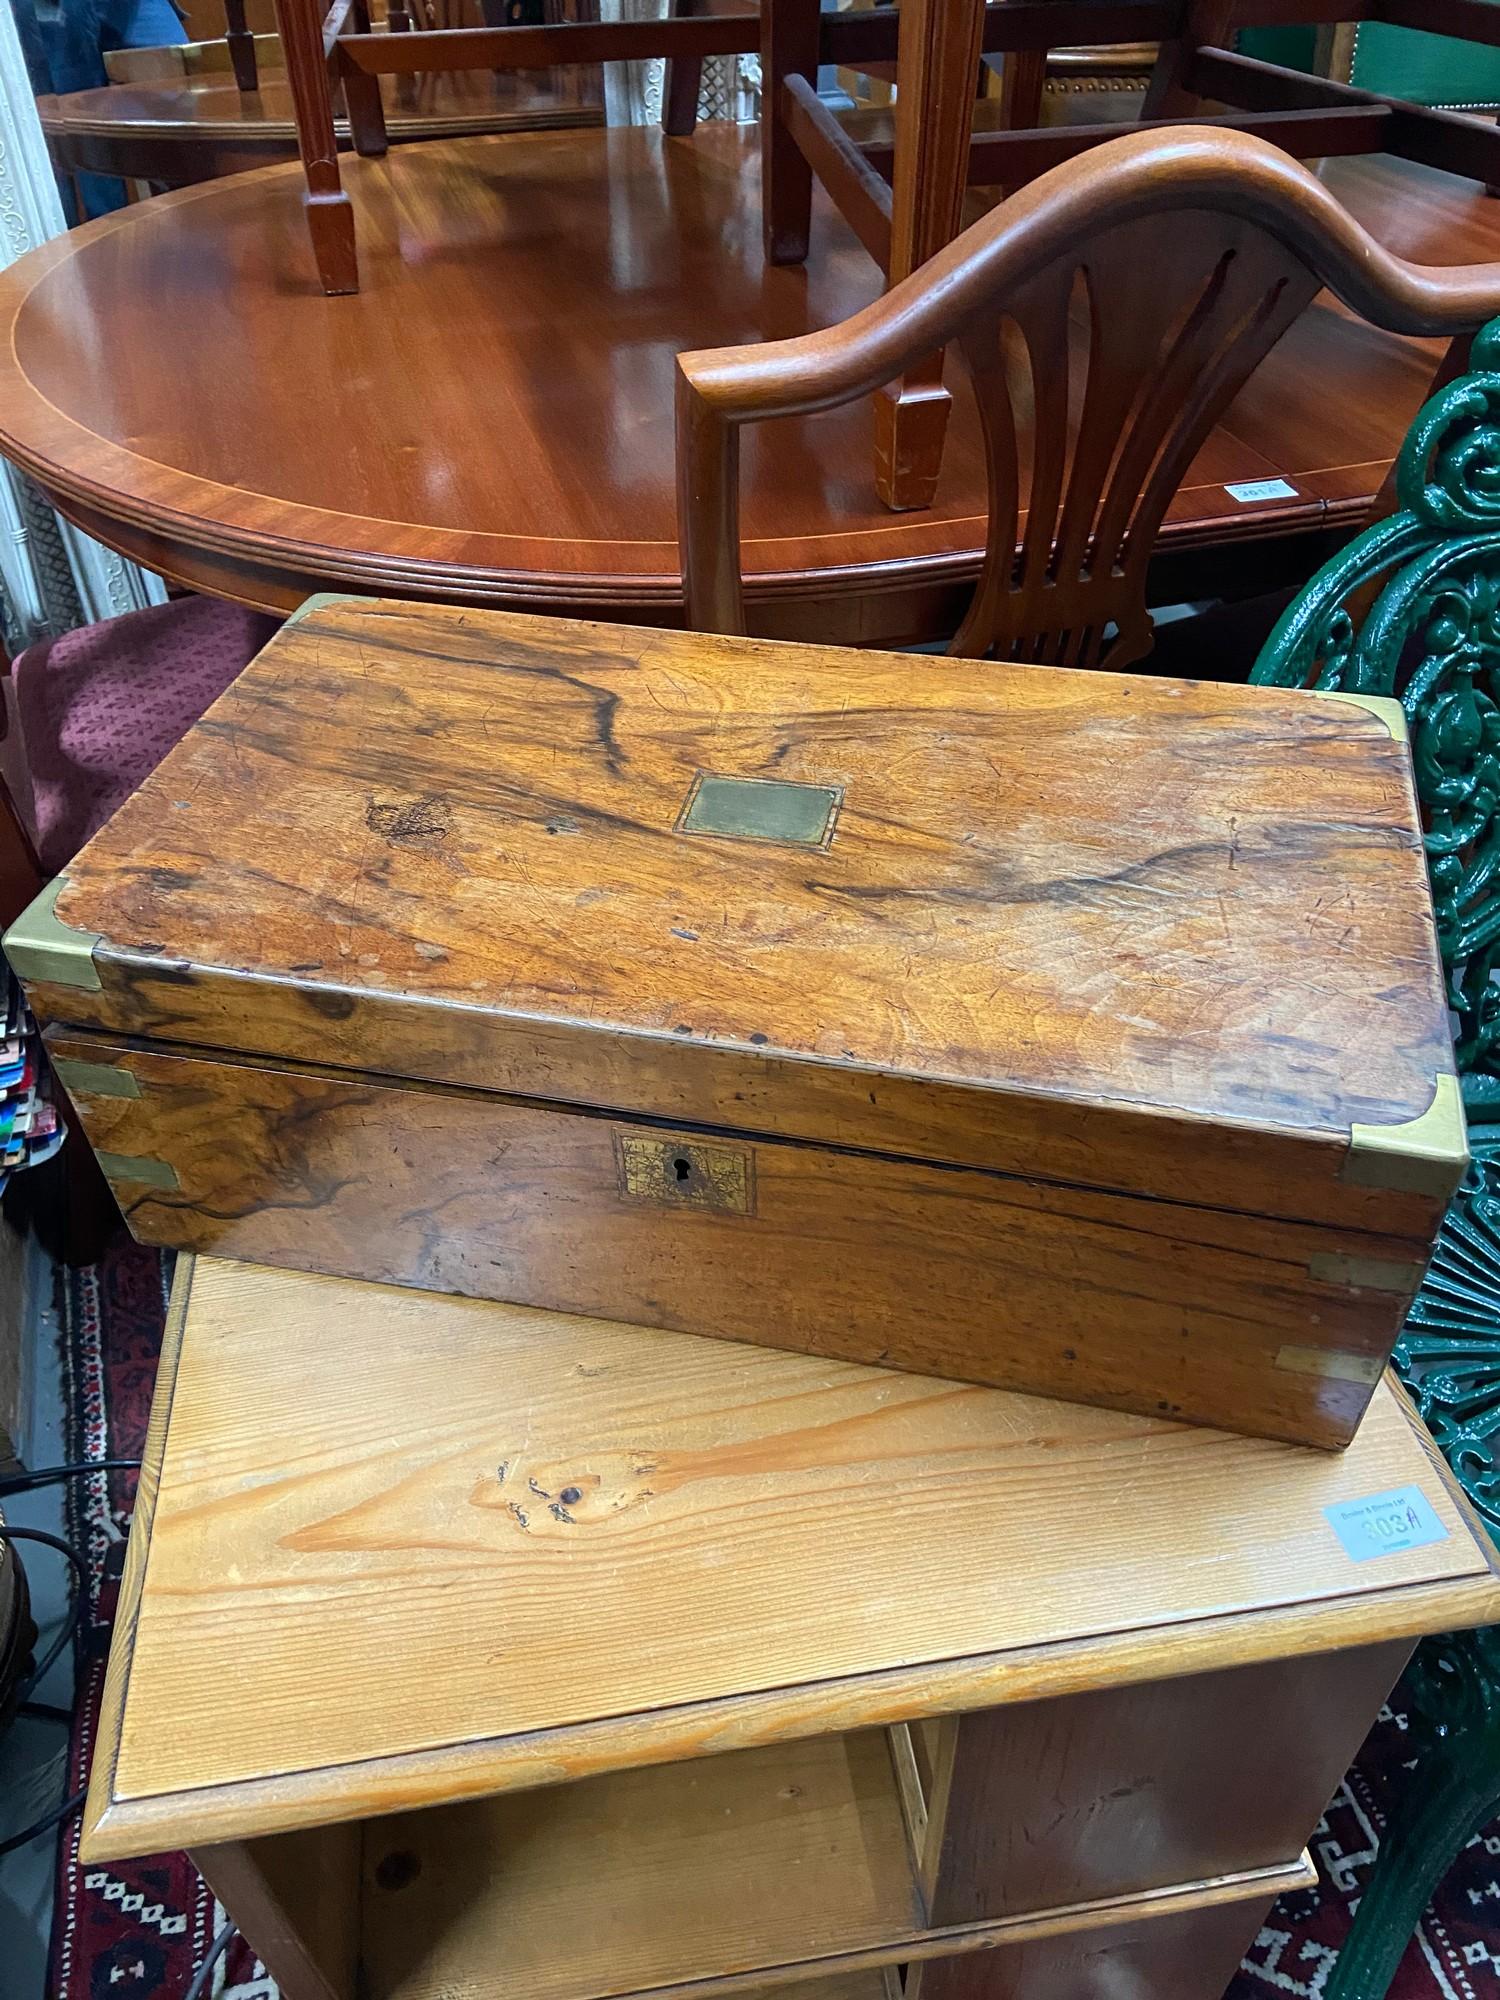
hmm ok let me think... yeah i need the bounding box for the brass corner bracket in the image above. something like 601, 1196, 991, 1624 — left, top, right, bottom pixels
1307, 688, 1410, 743
3, 878, 103, 992
1343, 1072, 1470, 1199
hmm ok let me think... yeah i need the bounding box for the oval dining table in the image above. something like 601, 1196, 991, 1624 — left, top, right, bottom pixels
39, 64, 602, 190
0, 121, 1491, 645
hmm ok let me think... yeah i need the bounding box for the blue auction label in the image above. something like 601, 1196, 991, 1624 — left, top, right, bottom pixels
1323, 1486, 1449, 1563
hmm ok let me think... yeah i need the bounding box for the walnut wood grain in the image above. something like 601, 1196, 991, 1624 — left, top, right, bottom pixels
0, 129, 1490, 635
44, 1030, 1449, 1443
32, 598, 1455, 1238
676, 126, 1500, 649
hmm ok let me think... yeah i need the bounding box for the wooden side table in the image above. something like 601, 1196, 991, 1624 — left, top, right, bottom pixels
82, 1257, 1500, 2000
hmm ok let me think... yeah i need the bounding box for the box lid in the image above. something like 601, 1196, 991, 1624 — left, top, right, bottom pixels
8, 597, 1462, 1234
81, 1256, 1500, 1858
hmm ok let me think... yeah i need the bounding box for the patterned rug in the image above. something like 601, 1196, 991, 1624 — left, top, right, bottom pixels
46, 1243, 269, 2000
37, 1236, 1500, 2000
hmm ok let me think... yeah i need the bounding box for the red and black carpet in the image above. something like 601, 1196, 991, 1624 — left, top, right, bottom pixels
40, 1238, 1500, 1999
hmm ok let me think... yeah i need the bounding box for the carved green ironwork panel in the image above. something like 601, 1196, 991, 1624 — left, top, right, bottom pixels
1252, 317, 1500, 1999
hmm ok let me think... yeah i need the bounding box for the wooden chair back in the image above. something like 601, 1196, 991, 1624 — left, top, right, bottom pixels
676, 126, 1500, 663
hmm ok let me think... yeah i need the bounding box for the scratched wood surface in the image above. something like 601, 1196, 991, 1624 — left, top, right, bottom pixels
80, 1257, 1500, 1859
38, 596, 1451, 1237
903, 1892, 1288, 2000
47, 1032, 1440, 1444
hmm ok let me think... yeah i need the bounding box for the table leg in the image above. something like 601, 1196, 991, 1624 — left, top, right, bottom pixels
193, 1827, 361, 2000
224, 0, 259, 94
272, 0, 360, 295
873, 0, 986, 512
761, 0, 822, 265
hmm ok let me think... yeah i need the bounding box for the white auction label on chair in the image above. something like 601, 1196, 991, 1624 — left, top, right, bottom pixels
1224, 477, 1300, 503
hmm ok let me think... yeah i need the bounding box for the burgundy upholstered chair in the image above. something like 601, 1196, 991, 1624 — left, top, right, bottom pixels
1, 594, 281, 898
0, 593, 281, 1256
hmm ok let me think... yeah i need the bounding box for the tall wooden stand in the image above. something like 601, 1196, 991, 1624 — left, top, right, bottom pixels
80, 1256, 1500, 2000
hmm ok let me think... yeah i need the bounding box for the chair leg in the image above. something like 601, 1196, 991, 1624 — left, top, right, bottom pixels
873, 0, 986, 512
271, 0, 360, 294
1141, 0, 1234, 119
761, 0, 821, 265
1324, 1657, 1500, 2000
663, 0, 704, 136
342, 0, 389, 156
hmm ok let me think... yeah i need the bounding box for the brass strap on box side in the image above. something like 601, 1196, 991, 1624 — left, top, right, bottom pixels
96, 1152, 179, 1191
51, 1058, 141, 1100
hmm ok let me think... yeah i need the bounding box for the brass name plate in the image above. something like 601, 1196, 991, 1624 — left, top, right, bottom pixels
677, 773, 842, 849
615, 1132, 754, 1214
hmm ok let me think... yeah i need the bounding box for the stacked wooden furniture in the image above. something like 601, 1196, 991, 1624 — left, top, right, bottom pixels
758, 0, 1500, 507
82, 1252, 1500, 2000
270, 0, 760, 289
3, 125, 1495, 643
673, 127, 1500, 653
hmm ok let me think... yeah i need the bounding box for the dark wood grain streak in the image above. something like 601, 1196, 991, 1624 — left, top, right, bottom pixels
43, 1029, 1442, 1445
31, 600, 1454, 1231
15, 591, 1463, 1447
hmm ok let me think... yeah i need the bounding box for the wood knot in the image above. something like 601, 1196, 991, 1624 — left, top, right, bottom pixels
366, 793, 453, 844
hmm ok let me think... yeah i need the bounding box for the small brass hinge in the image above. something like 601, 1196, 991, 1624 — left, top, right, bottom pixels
1274, 1345, 1385, 1386
3, 878, 103, 992
96, 1152, 178, 1191
1307, 1251, 1427, 1295
1343, 1072, 1470, 1199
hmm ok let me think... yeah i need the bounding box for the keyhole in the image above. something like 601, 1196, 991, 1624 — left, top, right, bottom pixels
673, 1156, 692, 1183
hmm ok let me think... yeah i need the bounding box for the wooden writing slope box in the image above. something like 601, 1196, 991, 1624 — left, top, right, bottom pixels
82, 1258, 1500, 2000
5, 598, 1467, 1447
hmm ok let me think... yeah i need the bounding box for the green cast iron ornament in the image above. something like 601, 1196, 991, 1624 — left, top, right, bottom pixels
1253, 316, 1500, 1999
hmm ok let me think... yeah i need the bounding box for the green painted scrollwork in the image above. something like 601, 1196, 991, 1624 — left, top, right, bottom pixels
1252, 318, 1500, 2000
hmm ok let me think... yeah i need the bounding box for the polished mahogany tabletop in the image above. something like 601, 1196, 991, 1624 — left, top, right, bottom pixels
0, 122, 1492, 640
39, 67, 600, 187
